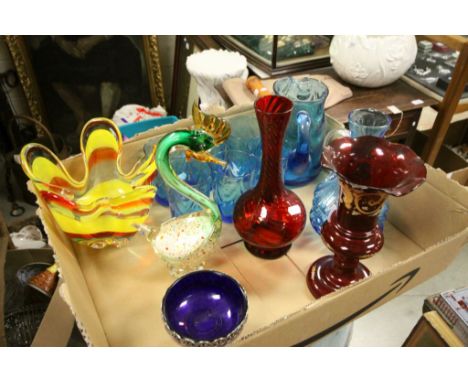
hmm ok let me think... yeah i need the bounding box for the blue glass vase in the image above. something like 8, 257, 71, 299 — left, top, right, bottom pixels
310, 108, 392, 234
273, 77, 328, 186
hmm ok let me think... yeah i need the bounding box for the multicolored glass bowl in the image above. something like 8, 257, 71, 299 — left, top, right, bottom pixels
20, 117, 157, 248
162, 270, 248, 346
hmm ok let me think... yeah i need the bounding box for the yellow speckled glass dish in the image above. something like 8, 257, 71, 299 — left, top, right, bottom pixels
20, 117, 157, 248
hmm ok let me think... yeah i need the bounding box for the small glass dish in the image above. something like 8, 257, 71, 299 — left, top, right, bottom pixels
143, 210, 217, 277
162, 270, 248, 346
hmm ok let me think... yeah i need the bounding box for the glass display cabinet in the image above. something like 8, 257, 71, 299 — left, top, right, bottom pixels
214, 35, 331, 76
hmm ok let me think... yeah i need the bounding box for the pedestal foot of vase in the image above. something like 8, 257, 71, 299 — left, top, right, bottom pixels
244, 242, 292, 260
306, 255, 370, 298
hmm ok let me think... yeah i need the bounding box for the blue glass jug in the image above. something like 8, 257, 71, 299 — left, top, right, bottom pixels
273, 77, 329, 186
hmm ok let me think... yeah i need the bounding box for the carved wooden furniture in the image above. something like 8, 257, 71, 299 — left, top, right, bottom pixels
2, 35, 166, 126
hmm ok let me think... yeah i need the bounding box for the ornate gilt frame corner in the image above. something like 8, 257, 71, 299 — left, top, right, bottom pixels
4, 35, 166, 122
142, 35, 166, 108
3, 35, 48, 124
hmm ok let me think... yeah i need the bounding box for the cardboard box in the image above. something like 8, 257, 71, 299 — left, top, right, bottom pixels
412, 120, 467, 174
449, 167, 468, 187
32, 106, 468, 346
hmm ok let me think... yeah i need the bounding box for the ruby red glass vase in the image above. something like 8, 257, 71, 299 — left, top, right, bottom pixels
307, 136, 427, 298
233, 95, 306, 259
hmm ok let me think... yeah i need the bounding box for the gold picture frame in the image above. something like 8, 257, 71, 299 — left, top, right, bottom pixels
142, 35, 166, 110
3, 35, 47, 124
3, 35, 165, 127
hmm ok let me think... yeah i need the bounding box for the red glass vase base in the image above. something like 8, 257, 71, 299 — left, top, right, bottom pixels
306, 255, 371, 298
244, 242, 292, 260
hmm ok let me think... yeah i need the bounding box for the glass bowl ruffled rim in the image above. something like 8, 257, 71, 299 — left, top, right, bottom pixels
321, 136, 427, 197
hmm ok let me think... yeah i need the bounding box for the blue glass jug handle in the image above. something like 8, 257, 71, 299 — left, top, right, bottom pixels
296, 110, 311, 155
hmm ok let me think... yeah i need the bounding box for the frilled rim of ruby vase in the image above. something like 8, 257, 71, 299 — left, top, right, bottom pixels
321, 136, 427, 197
255, 95, 293, 115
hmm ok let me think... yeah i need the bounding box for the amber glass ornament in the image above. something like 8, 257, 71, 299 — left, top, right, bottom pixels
307, 136, 427, 298
233, 95, 306, 259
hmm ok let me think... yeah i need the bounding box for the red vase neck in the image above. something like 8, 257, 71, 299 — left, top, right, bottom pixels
323, 180, 386, 258
307, 180, 385, 298
255, 95, 292, 197
256, 113, 287, 196
336, 181, 387, 233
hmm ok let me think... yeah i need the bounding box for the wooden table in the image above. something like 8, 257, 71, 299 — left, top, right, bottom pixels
290, 67, 438, 146
248, 66, 438, 145
231, 65, 438, 146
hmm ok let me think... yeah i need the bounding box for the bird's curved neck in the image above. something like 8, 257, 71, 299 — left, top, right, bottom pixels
155, 130, 220, 224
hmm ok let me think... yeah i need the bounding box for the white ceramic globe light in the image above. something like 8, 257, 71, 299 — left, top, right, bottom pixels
330, 35, 417, 88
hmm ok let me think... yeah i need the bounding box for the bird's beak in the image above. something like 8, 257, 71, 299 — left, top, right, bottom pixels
185, 150, 227, 167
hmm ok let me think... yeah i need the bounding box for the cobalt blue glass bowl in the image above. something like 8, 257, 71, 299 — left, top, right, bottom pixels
162, 270, 248, 346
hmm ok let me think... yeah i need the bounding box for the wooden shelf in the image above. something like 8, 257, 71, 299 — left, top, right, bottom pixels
419, 35, 468, 164
312, 68, 438, 124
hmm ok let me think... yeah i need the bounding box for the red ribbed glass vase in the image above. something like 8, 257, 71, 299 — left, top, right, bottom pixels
233, 95, 306, 259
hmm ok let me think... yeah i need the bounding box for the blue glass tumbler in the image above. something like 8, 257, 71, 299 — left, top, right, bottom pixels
166, 151, 212, 217
144, 143, 213, 209
273, 77, 329, 186
154, 174, 170, 206
227, 113, 262, 155
310, 108, 392, 234
212, 149, 259, 223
